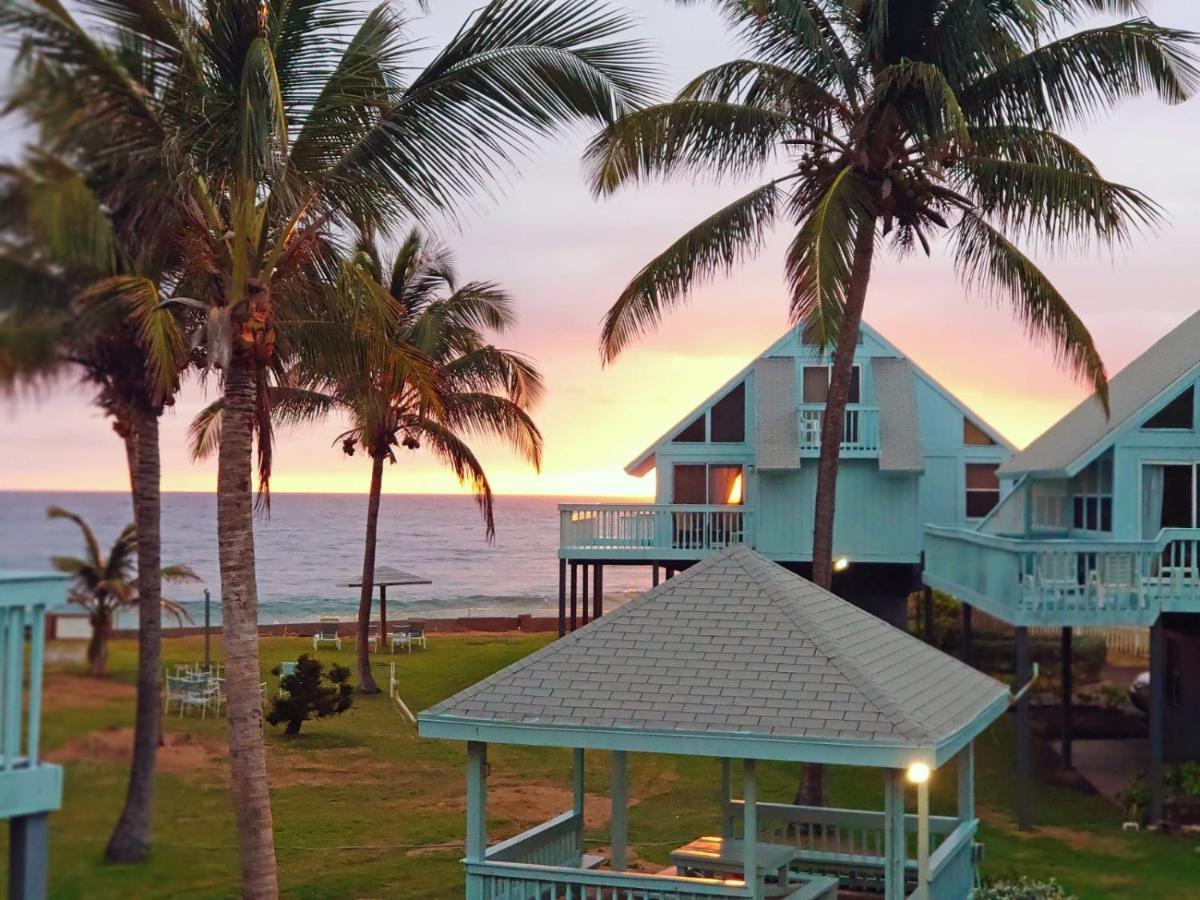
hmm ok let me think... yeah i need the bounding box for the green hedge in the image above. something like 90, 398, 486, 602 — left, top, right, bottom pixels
970, 634, 1107, 683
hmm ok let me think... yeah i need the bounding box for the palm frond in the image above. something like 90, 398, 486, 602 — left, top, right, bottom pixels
414, 419, 497, 541
584, 100, 791, 196
600, 180, 781, 362
46, 505, 104, 567
953, 211, 1108, 410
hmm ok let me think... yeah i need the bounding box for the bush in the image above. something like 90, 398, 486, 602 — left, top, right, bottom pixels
267, 654, 353, 735
976, 877, 1076, 900
970, 633, 1106, 684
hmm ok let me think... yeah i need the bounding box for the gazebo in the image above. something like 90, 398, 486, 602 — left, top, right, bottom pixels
420, 546, 1010, 900
344, 565, 431, 640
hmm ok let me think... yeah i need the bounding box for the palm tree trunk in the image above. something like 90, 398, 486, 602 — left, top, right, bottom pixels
105, 410, 163, 862
800, 219, 876, 808
810, 221, 877, 589
88, 609, 110, 677
217, 356, 279, 899
356, 454, 385, 695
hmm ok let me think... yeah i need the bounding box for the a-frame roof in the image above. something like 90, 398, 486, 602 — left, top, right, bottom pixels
420, 546, 1008, 768
1000, 310, 1200, 477
623, 321, 1012, 477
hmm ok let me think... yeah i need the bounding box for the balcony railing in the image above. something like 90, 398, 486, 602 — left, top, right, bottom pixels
798, 404, 880, 453
924, 526, 1200, 626
0, 572, 66, 820
559, 504, 754, 559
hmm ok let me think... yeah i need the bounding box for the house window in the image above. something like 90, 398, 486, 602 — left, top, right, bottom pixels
672, 464, 744, 505
1072, 457, 1113, 532
710, 383, 746, 443
801, 365, 860, 404
965, 463, 1001, 518
673, 414, 705, 443
1143, 462, 1200, 539
1143, 386, 1194, 430
963, 418, 996, 446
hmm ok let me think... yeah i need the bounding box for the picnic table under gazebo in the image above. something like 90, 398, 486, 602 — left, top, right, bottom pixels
344, 566, 431, 647
420, 546, 1011, 900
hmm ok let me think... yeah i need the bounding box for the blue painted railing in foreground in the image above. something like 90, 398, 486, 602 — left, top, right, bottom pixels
559, 504, 754, 559
0, 574, 64, 821
484, 811, 581, 867
925, 526, 1200, 626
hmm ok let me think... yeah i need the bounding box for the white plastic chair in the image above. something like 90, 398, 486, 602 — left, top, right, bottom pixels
313, 617, 342, 651
390, 623, 427, 654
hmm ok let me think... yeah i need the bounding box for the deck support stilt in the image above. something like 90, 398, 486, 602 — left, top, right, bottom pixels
1015, 626, 1032, 831
593, 564, 603, 618
569, 563, 578, 632
883, 769, 905, 900
720, 758, 734, 840
1149, 616, 1166, 825
652, 564, 660, 587
557, 559, 567, 637
962, 603, 973, 666
581, 563, 590, 626
1061, 626, 1073, 769
742, 760, 759, 899
922, 586, 934, 643
611, 751, 628, 871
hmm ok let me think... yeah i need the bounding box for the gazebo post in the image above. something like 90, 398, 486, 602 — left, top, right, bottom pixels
611, 751, 628, 871
465, 741, 488, 900
883, 769, 905, 900
720, 758, 734, 840
742, 760, 758, 899
917, 775, 930, 897
573, 748, 585, 864
957, 741, 975, 823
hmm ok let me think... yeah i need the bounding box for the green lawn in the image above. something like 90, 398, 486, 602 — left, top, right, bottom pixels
11, 634, 1200, 899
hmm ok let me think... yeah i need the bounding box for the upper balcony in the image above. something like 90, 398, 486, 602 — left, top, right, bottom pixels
923, 526, 1200, 627
0, 571, 68, 821
560, 504, 754, 561
798, 404, 880, 456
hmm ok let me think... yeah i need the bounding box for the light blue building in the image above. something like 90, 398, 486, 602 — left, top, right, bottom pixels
923, 309, 1200, 827
0, 570, 69, 900
557, 322, 1012, 630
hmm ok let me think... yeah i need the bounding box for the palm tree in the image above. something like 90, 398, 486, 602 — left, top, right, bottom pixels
192, 231, 544, 694
48, 507, 197, 676
1, 0, 653, 890
0, 154, 193, 862
585, 0, 1197, 803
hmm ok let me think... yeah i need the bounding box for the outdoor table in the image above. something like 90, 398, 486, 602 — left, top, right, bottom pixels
344, 566, 431, 643
670, 835, 795, 896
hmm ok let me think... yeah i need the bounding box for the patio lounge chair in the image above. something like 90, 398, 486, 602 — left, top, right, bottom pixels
313, 617, 342, 651
164, 673, 220, 718
390, 623, 427, 653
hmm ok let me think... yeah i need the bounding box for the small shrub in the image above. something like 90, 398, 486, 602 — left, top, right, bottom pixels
976, 877, 1076, 900
267, 654, 353, 735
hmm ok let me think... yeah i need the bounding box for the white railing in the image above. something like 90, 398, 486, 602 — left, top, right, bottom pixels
486, 811, 582, 867
925, 526, 1200, 625
1030, 625, 1150, 658
559, 504, 754, 555
798, 404, 880, 452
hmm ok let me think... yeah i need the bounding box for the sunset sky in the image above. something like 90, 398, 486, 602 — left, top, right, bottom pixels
2, 0, 1199, 498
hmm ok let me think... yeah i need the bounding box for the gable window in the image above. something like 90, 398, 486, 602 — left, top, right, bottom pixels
963, 418, 996, 446
673, 414, 705, 443
802, 365, 860, 404
1143, 386, 1194, 430
672, 464, 744, 506
710, 383, 746, 443
1072, 457, 1113, 532
965, 463, 1001, 518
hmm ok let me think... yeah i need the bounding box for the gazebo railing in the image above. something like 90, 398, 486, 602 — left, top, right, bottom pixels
485, 810, 583, 868
730, 801, 975, 895
468, 860, 756, 900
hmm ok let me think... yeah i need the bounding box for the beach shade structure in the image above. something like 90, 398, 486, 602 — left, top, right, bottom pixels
344, 566, 432, 647
1, 569, 71, 900
420, 546, 1010, 900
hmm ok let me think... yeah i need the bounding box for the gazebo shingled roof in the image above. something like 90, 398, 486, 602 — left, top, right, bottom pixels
420, 546, 1008, 767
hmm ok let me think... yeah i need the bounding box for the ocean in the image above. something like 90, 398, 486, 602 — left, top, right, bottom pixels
0, 491, 650, 626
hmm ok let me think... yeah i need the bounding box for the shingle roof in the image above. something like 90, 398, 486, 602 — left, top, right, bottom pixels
423, 547, 1007, 760
1000, 310, 1200, 476
873, 358, 924, 472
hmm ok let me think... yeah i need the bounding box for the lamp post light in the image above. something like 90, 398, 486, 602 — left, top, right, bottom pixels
906, 762, 932, 899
